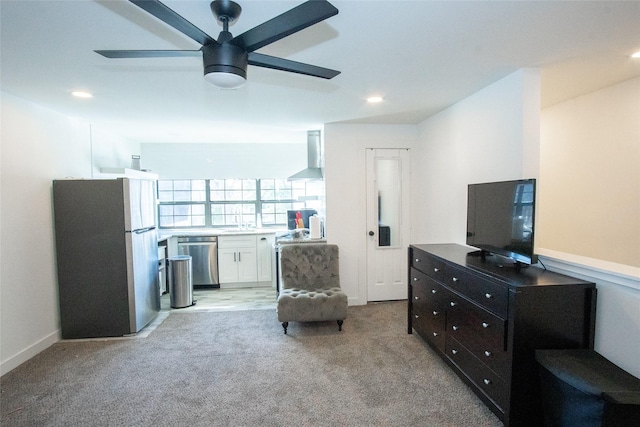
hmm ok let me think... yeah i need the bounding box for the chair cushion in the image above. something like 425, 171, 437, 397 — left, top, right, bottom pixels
280, 244, 340, 290
277, 287, 348, 323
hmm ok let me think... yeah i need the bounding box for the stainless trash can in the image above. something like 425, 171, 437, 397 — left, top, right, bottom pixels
168, 255, 193, 308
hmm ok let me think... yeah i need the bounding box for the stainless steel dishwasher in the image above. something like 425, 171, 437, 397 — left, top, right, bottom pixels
177, 236, 219, 287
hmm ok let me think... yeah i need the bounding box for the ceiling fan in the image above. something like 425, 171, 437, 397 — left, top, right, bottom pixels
95, 0, 340, 89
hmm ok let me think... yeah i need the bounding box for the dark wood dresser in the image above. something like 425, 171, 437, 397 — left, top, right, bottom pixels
408, 244, 597, 426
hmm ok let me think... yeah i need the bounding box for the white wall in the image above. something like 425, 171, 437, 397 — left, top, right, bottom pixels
141, 143, 307, 179
412, 69, 541, 245
324, 124, 418, 305
0, 92, 139, 374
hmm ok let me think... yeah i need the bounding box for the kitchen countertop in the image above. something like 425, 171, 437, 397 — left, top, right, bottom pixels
276, 236, 327, 245
158, 228, 283, 240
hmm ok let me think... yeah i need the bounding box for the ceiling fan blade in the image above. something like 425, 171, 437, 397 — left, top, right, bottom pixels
248, 52, 340, 79
95, 50, 201, 59
232, 0, 338, 52
129, 0, 215, 46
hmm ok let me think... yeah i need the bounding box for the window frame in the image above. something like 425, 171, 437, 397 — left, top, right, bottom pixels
157, 178, 322, 229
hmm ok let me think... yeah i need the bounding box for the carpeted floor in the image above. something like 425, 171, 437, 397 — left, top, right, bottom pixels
0, 302, 503, 426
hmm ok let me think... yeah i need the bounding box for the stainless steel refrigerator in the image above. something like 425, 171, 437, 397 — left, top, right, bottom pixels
53, 178, 160, 339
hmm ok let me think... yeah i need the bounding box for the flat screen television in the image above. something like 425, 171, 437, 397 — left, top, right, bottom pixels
466, 178, 538, 266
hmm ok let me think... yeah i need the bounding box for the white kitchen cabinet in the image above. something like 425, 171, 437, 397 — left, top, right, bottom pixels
218, 234, 272, 287
256, 234, 275, 284
218, 246, 257, 283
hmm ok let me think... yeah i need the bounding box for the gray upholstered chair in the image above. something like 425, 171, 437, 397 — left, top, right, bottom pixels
277, 244, 347, 334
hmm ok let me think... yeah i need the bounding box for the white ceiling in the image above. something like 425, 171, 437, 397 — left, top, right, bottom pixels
1, 0, 639, 145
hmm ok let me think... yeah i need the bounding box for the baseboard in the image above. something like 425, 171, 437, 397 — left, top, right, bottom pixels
219, 281, 272, 289
1, 329, 60, 376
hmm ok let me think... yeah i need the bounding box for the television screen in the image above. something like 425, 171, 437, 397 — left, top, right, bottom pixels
466, 179, 537, 265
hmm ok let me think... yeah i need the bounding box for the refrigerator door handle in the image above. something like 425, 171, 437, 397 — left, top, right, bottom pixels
133, 226, 156, 234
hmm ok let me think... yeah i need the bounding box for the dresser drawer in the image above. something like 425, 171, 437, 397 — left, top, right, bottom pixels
445, 265, 509, 317
447, 293, 509, 379
411, 248, 448, 281
410, 268, 450, 306
411, 270, 448, 352
447, 293, 506, 351
412, 249, 508, 317
412, 308, 446, 352
449, 319, 509, 379
446, 335, 509, 412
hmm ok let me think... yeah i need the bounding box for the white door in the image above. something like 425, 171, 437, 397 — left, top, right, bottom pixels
366, 148, 410, 301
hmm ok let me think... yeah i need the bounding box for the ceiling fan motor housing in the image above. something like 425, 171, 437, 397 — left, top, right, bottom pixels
202, 42, 248, 79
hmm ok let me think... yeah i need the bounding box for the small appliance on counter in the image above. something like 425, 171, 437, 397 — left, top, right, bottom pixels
309, 215, 323, 239
287, 209, 317, 230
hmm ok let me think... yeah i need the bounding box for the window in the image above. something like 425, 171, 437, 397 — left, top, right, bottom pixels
157, 178, 324, 229
158, 180, 207, 227
209, 179, 257, 227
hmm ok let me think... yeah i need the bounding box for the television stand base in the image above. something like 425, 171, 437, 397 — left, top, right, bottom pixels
468, 249, 492, 260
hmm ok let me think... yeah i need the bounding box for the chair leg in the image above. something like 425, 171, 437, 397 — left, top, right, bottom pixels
282, 322, 288, 334
337, 320, 343, 331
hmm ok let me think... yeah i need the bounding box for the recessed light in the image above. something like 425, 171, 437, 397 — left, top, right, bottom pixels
71, 91, 93, 98
367, 96, 383, 103
632, 51, 640, 59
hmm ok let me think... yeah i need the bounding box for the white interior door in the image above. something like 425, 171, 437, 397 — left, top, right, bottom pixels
366, 148, 410, 301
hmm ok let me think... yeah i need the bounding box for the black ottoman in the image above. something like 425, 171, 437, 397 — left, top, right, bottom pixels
536, 349, 640, 427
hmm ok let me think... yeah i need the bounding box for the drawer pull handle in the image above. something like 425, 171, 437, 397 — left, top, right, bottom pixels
415, 258, 421, 263
484, 350, 492, 357
414, 296, 419, 300
452, 325, 459, 331
483, 379, 492, 385
450, 301, 457, 307
485, 293, 493, 299
431, 289, 437, 294
414, 314, 420, 319
433, 332, 439, 337
413, 277, 418, 282
482, 322, 489, 328
433, 267, 439, 272
452, 277, 459, 282
451, 349, 458, 355
432, 310, 439, 316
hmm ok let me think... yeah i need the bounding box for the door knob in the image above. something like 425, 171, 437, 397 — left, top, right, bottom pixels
368, 231, 375, 236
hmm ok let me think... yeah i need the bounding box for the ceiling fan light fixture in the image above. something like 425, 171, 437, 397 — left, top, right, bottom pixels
202, 42, 247, 89
204, 71, 246, 89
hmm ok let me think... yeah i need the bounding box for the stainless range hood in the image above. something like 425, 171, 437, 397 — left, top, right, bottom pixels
288, 130, 323, 181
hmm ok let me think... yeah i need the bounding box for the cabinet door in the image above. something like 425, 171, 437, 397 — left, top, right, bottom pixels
237, 247, 257, 282
256, 235, 274, 283
218, 248, 239, 283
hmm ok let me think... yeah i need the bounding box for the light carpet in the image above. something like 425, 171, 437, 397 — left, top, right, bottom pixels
1, 302, 502, 426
